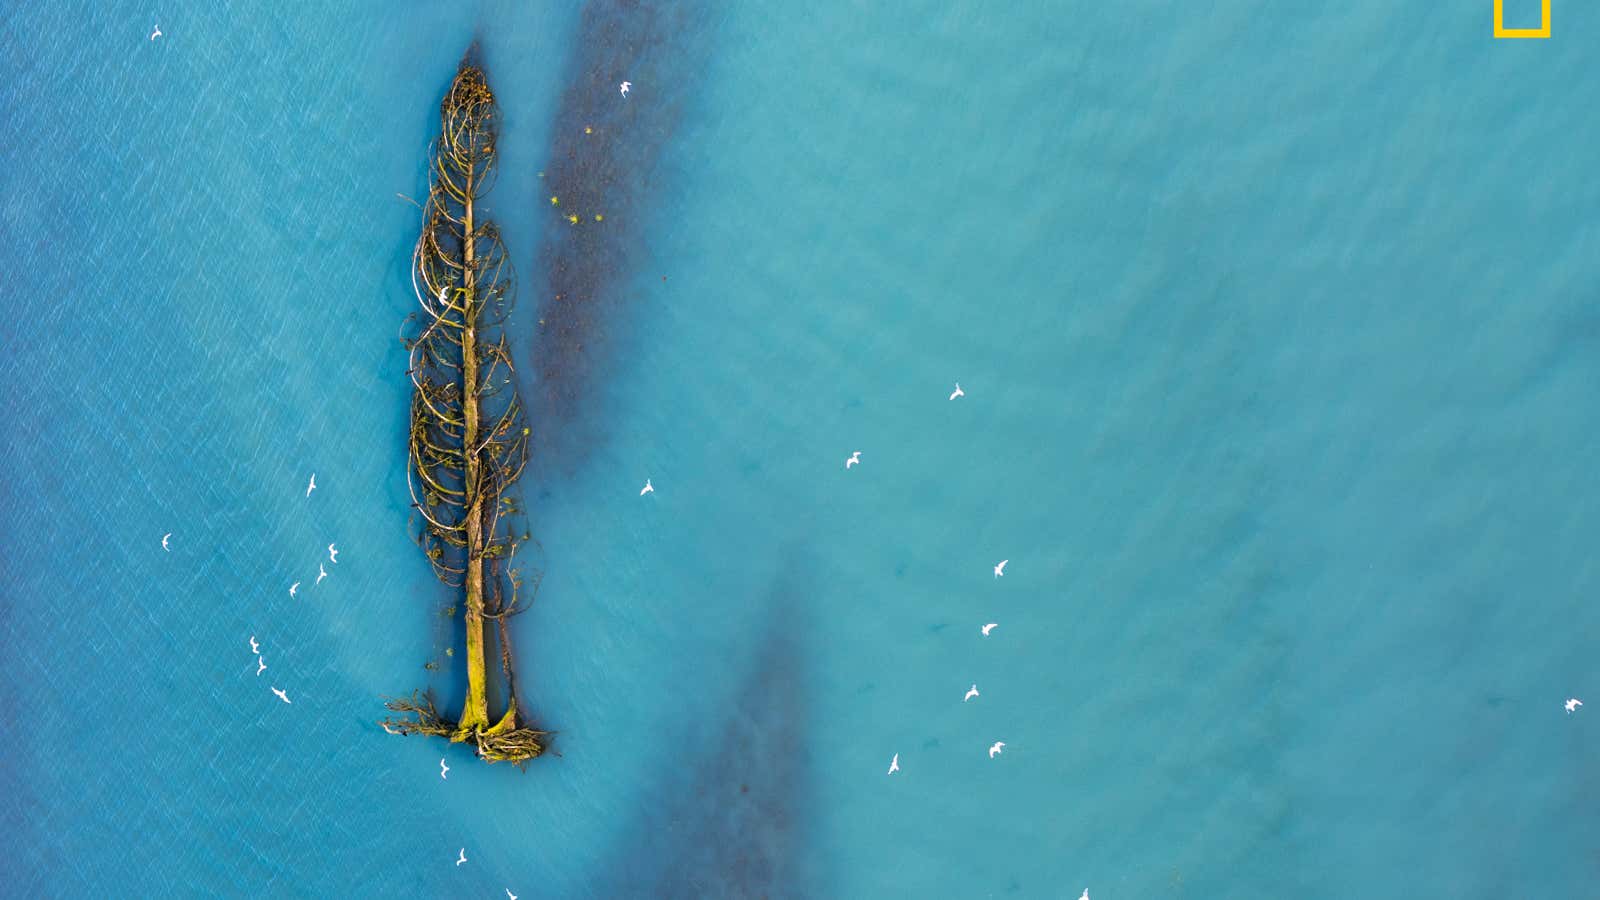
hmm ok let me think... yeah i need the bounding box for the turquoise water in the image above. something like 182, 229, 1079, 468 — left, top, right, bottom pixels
4, 1, 1599, 896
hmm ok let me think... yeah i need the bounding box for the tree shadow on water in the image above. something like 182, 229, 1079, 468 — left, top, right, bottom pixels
529, 0, 715, 479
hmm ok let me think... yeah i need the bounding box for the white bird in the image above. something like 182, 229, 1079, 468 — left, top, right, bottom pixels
981, 623, 997, 636
989, 741, 1005, 759
249, 635, 260, 655
456, 848, 467, 867
620, 81, 631, 97
440, 758, 450, 779
507, 891, 518, 900
271, 687, 291, 704
1080, 891, 1089, 900
161, 533, 171, 551
328, 543, 339, 563
964, 684, 979, 702
949, 382, 964, 400
640, 478, 654, 496
994, 559, 1008, 578
289, 582, 299, 597
316, 563, 328, 585
845, 451, 861, 469
305, 473, 317, 497
1567, 698, 1583, 713
256, 656, 267, 676
887, 753, 899, 775
150, 25, 162, 40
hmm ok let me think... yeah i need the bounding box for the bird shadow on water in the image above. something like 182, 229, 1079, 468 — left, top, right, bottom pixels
592, 548, 821, 899
527, 0, 715, 480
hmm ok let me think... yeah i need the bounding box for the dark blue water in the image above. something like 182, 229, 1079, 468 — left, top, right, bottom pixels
3, 2, 1599, 897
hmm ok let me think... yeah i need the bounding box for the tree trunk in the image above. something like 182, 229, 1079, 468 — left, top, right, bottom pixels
457, 152, 490, 736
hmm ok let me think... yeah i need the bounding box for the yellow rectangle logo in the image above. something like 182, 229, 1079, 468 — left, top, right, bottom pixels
1495, 0, 1551, 38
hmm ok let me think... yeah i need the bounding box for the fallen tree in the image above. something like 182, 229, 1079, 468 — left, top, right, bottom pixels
381, 51, 549, 765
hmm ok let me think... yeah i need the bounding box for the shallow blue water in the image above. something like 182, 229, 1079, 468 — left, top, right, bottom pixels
4, 1, 1600, 897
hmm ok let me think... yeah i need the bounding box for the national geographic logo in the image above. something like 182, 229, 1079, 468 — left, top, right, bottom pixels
1495, 0, 1551, 38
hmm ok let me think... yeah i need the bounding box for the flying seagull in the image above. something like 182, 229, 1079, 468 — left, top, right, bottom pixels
316, 563, 328, 585
305, 473, 317, 497
989, 741, 1005, 759
328, 543, 339, 563
256, 656, 267, 676
887, 753, 899, 775
249, 635, 260, 655
456, 848, 467, 867
981, 623, 997, 636
846, 451, 861, 469
150, 25, 162, 40
640, 478, 654, 496
949, 382, 964, 400
993, 559, 1008, 578
1080, 891, 1090, 900
271, 687, 291, 704
507, 891, 518, 900
964, 684, 979, 702
440, 758, 450, 780
289, 582, 299, 597
1567, 698, 1583, 713
161, 533, 171, 551
620, 81, 631, 97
